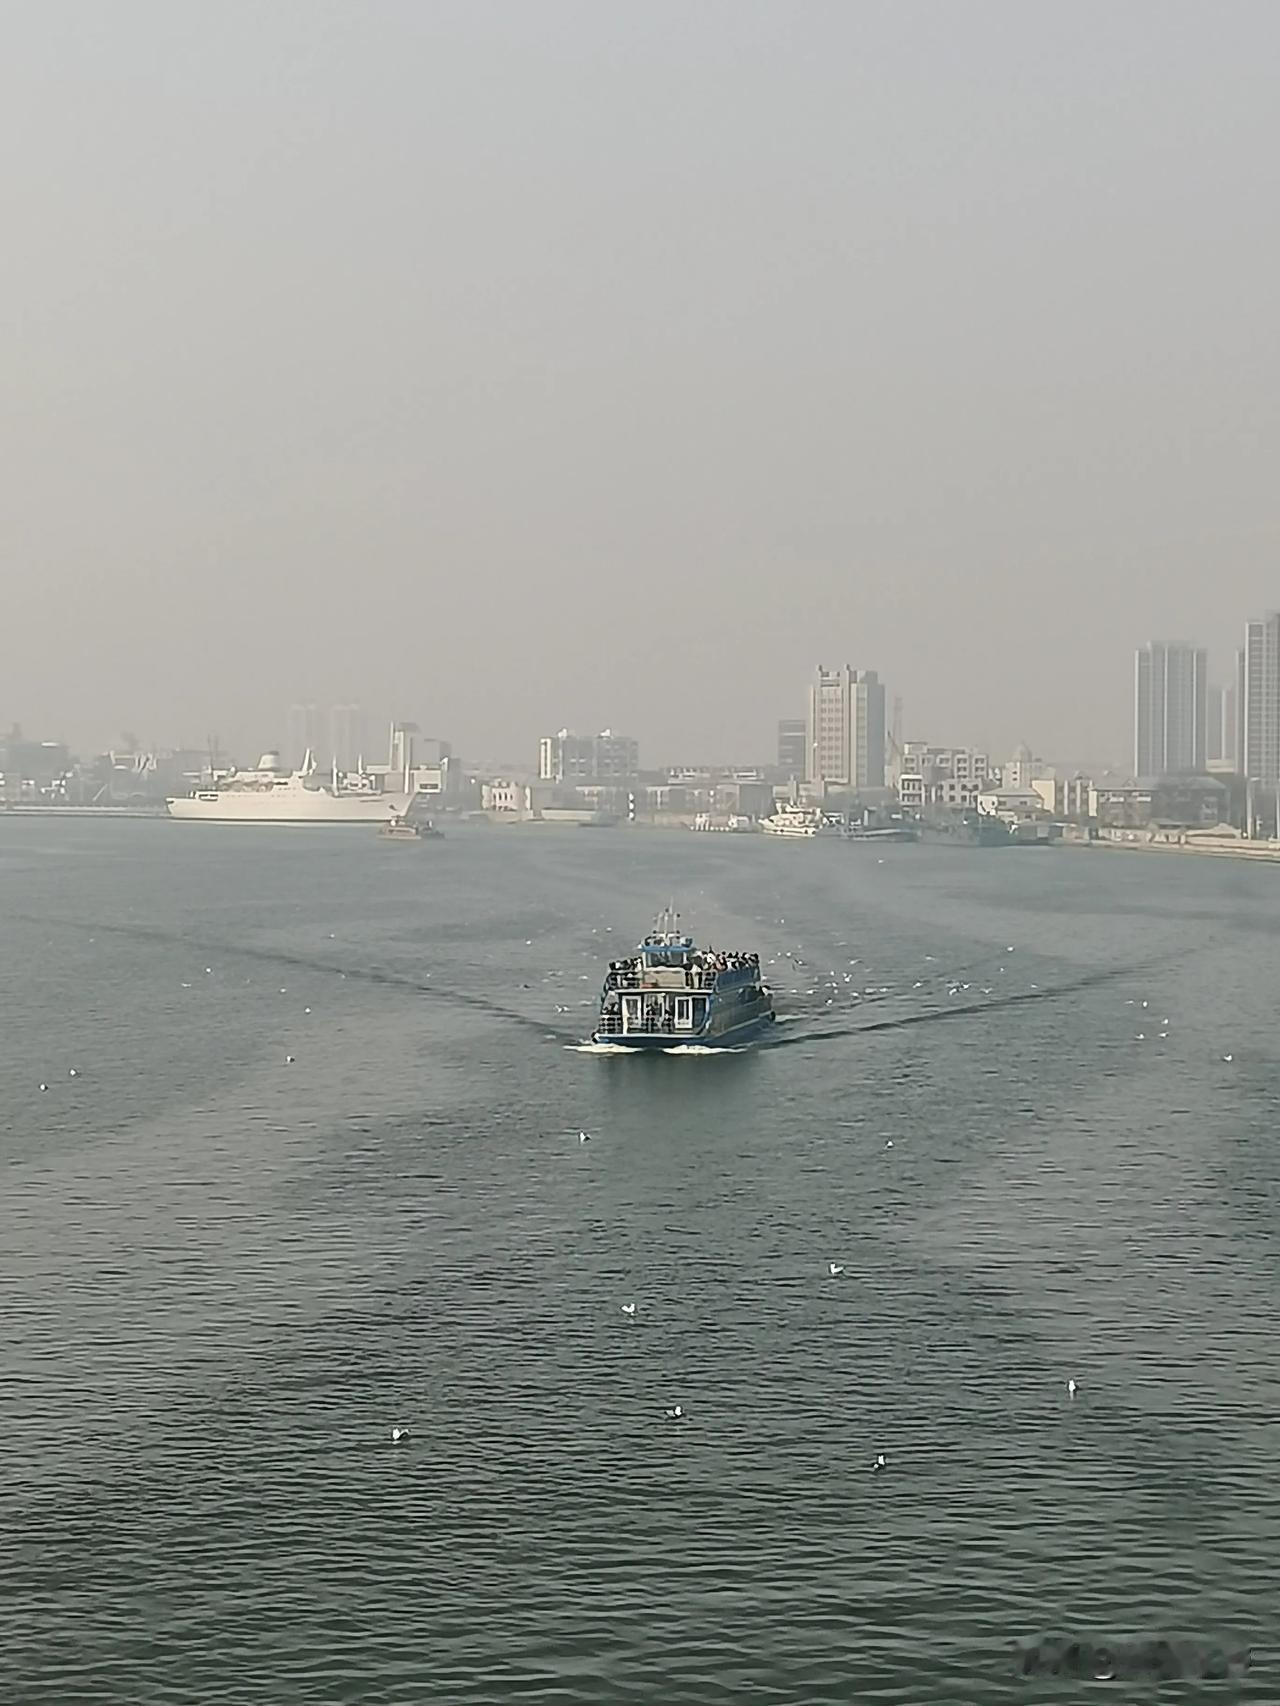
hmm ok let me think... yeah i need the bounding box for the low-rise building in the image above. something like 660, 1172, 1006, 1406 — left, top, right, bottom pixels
482, 779, 528, 814
977, 785, 1050, 824
1031, 774, 1094, 821
1092, 776, 1229, 830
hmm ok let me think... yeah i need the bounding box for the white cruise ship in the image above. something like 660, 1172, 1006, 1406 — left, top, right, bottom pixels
759, 805, 843, 838
167, 751, 404, 824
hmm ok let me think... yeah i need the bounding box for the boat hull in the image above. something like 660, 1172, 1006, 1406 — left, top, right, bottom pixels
592, 1010, 775, 1050
167, 794, 402, 823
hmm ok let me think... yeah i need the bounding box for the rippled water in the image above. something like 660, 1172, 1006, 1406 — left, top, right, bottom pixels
2, 820, 1277, 1701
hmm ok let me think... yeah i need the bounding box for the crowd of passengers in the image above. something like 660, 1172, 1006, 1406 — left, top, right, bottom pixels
604, 949, 760, 991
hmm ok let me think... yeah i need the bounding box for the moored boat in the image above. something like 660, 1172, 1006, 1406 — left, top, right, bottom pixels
760, 806, 843, 838
167, 750, 403, 824
592, 909, 774, 1049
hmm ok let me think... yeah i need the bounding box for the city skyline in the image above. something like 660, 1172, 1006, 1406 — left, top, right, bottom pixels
4, 620, 1270, 780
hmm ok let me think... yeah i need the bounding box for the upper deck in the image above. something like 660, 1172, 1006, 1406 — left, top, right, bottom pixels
602, 910, 762, 995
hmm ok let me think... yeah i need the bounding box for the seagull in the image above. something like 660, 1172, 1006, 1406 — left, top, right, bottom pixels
578, 1130, 590, 1144
1067, 1378, 1077, 1399
391, 1426, 408, 1443
873, 1453, 887, 1471
828, 1262, 845, 1276
621, 1302, 636, 1317
68, 1068, 78, 1078
664, 1405, 685, 1420
285, 1054, 295, 1064
304, 1007, 311, 1014
885, 1139, 894, 1149
39, 1082, 48, 1092
1223, 1054, 1234, 1063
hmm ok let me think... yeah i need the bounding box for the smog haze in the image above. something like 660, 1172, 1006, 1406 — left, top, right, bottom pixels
4, 0, 1278, 766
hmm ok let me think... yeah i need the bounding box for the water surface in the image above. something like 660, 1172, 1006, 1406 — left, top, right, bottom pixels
1, 821, 1276, 1700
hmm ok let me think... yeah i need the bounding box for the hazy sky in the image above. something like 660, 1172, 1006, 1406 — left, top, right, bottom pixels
4, 0, 1278, 768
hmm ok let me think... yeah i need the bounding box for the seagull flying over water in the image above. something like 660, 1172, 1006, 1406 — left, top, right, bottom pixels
578, 1130, 590, 1144
664, 1405, 685, 1420
1067, 1378, 1078, 1399
828, 1262, 845, 1277
621, 1302, 636, 1317
873, 1454, 887, 1471
391, 1426, 408, 1443
1223, 1054, 1234, 1063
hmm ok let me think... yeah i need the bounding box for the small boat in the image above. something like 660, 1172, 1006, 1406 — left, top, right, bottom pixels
760, 806, 843, 838
378, 814, 444, 841
592, 909, 775, 1049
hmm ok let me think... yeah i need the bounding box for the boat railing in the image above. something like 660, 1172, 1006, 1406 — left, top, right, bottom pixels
605, 969, 722, 992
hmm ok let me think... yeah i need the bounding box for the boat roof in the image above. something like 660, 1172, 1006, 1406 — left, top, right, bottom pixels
639, 905, 694, 954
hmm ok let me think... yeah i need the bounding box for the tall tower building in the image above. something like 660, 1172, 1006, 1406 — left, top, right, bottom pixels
805, 666, 886, 790
388, 721, 419, 781
286, 702, 321, 769
1133, 643, 1206, 776
1241, 614, 1280, 783
1205, 683, 1237, 768
776, 719, 807, 780
329, 704, 365, 775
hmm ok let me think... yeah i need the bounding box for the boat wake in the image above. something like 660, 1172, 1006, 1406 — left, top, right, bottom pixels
664, 1043, 748, 1056
763, 953, 1175, 1049
566, 1041, 632, 1055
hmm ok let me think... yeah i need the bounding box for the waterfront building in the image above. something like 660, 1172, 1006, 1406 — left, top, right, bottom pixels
805, 666, 885, 790
1133, 642, 1207, 776
538, 729, 639, 784
1030, 774, 1093, 820
900, 744, 994, 787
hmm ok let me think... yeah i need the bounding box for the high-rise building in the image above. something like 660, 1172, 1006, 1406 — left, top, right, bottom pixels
1236, 646, 1247, 776
330, 704, 365, 774
805, 666, 886, 790
286, 702, 321, 769
1205, 683, 1238, 769
388, 721, 420, 782
1241, 614, 1280, 784
1133, 642, 1206, 777
776, 719, 806, 779
538, 730, 639, 784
